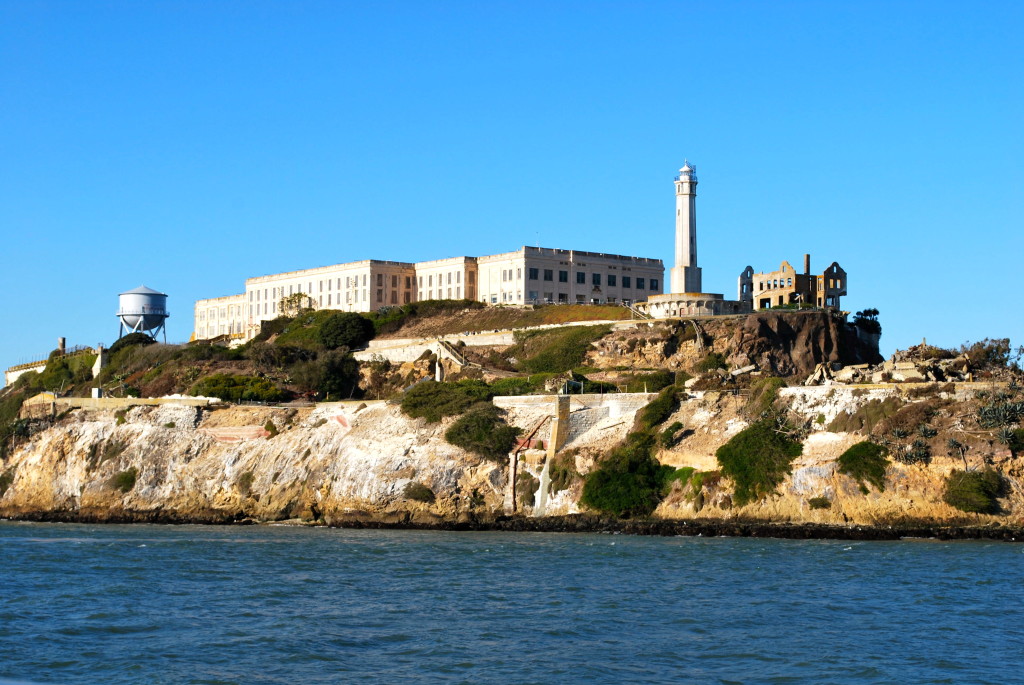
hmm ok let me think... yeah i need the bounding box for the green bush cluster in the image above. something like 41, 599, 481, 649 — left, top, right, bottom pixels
634, 386, 680, 433
659, 421, 684, 448
112, 467, 138, 493
190, 374, 288, 403
400, 380, 493, 423
624, 370, 675, 394
290, 350, 361, 399
827, 397, 902, 433
444, 403, 522, 461
696, 352, 728, 373
745, 376, 786, 418
0, 394, 27, 461
488, 377, 539, 396
715, 420, 803, 506
661, 466, 695, 494
108, 333, 156, 356
837, 441, 889, 494
943, 469, 1006, 514
581, 433, 670, 517
404, 481, 436, 503
548, 450, 581, 493
318, 311, 376, 350
512, 325, 612, 374
808, 496, 831, 509
237, 471, 255, 495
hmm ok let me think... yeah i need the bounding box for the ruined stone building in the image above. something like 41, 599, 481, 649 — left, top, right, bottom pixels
738, 255, 847, 311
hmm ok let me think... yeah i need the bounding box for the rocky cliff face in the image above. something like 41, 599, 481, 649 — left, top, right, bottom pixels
3, 382, 1021, 529
588, 311, 882, 379
0, 402, 507, 525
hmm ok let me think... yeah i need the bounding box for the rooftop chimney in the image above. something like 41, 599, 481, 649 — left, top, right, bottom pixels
803, 254, 810, 275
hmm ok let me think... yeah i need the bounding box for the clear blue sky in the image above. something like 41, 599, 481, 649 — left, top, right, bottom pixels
2, 1, 1021, 376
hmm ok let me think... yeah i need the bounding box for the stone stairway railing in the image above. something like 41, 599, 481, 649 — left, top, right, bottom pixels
620, 301, 652, 320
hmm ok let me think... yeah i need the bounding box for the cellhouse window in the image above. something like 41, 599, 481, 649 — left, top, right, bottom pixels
592, 273, 601, 286
559, 270, 568, 283
607, 275, 617, 287
650, 279, 659, 290
623, 276, 631, 288
637, 278, 646, 290
543, 269, 553, 281
576, 272, 586, 284
528, 268, 539, 280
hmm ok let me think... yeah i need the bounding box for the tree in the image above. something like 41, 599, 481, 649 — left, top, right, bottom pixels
318, 311, 375, 350
852, 308, 882, 336
278, 293, 315, 318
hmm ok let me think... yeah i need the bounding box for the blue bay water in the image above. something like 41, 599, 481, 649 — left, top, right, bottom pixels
0, 523, 1022, 684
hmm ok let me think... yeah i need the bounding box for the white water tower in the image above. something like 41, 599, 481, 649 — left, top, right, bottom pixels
117, 285, 169, 342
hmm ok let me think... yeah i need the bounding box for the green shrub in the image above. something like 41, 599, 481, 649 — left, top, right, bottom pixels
318, 311, 375, 350
999, 428, 1024, 457
400, 380, 494, 423
444, 403, 522, 461
190, 374, 289, 403
575, 372, 618, 394
660, 466, 695, 495
115, 410, 127, 426
237, 471, 254, 496
0, 467, 15, 497
0, 394, 27, 461
108, 333, 156, 356
659, 421, 684, 448
251, 316, 294, 342
112, 467, 138, 493
290, 350, 361, 399
696, 352, 728, 373
745, 376, 786, 418
37, 357, 73, 392
827, 397, 902, 433
267, 312, 326, 349
488, 377, 537, 396
163, 422, 176, 429
548, 450, 581, 493
624, 370, 675, 393
634, 386, 680, 433
264, 420, 279, 438
715, 420, 803, 506
404, 481, 436, 503
514, 325, 611, 374
674, 370, 693, 386
808, 496, 831, 509
837, 441, 889, 494
581, 432, 667, 517
943, 469, 1007, 514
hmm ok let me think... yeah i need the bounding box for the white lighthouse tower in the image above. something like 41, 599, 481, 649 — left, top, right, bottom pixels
671, 161, 702, 294
636, 160, 746, 319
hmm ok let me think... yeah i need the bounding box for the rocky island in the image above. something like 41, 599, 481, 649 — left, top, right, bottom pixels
2, 303, 1022, 540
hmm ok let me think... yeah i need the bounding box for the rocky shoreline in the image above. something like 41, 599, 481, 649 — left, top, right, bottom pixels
5, 510, 1022, 542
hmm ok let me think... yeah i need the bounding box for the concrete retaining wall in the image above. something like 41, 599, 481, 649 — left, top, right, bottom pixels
493, 392, 656, 417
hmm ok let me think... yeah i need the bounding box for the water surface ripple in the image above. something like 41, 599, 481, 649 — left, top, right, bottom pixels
1, 523, 1021, 684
